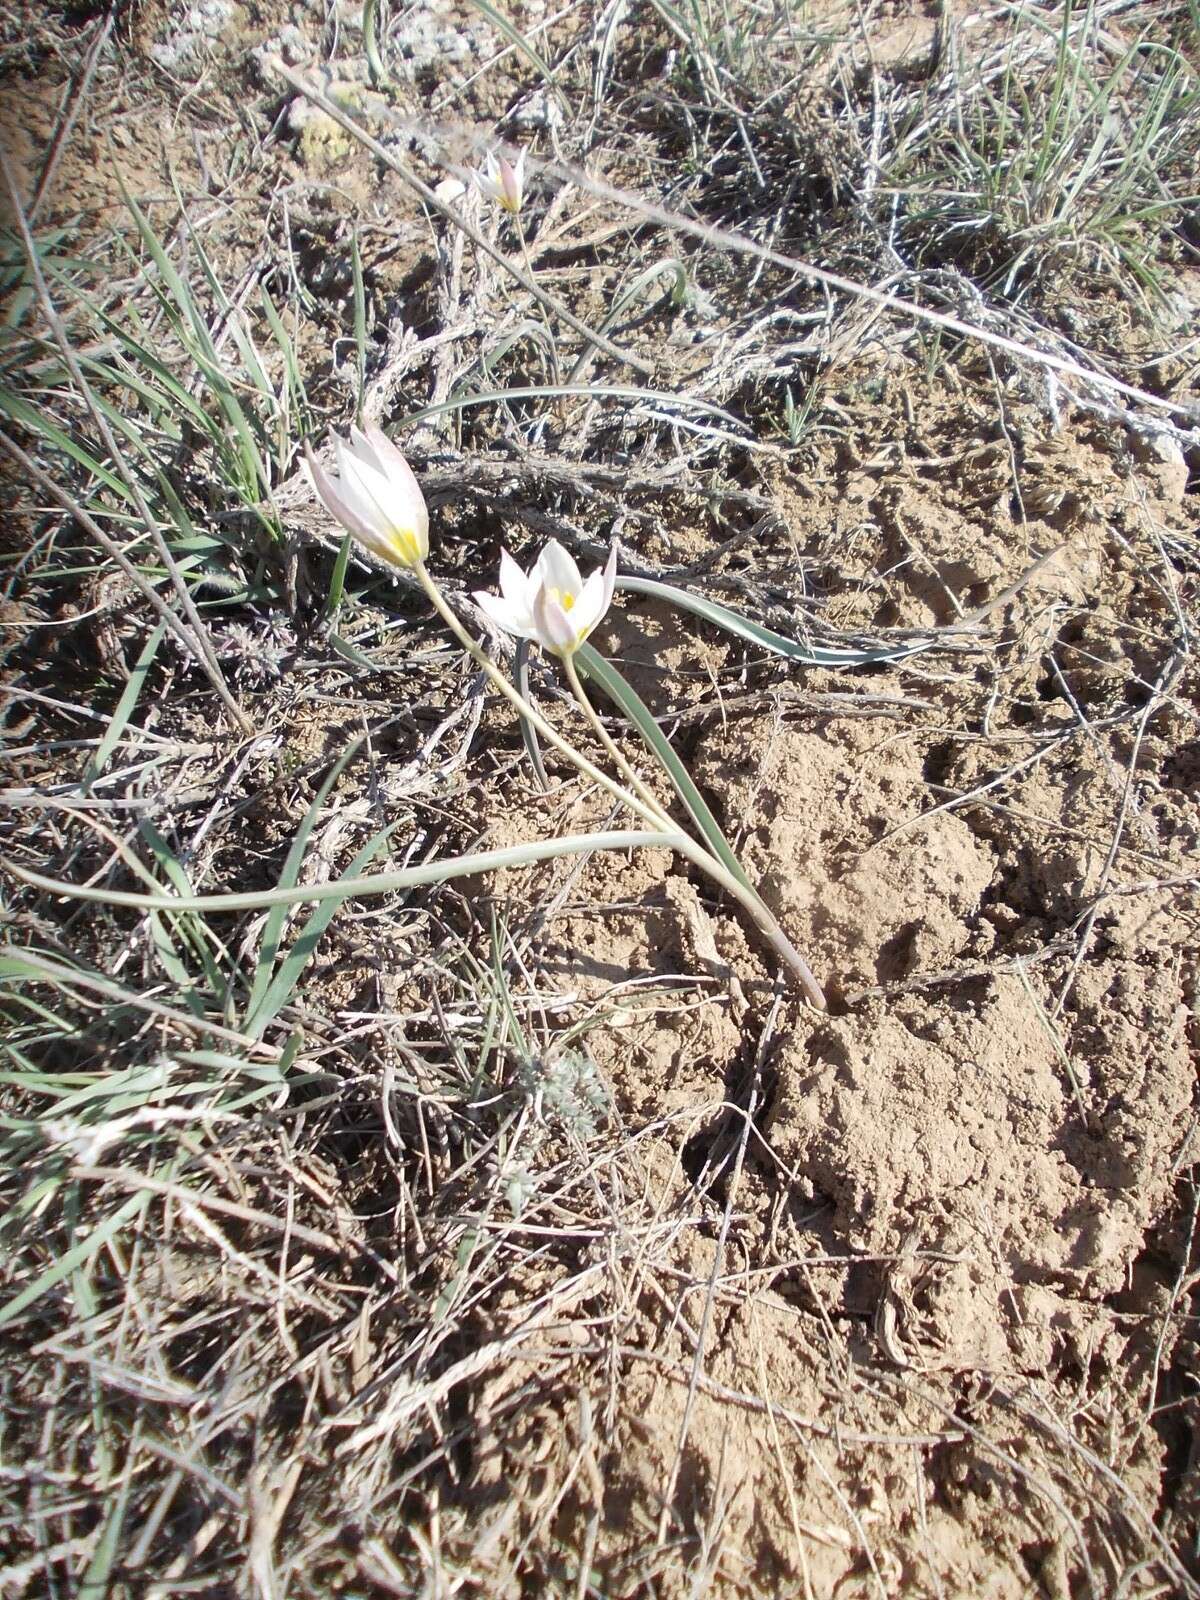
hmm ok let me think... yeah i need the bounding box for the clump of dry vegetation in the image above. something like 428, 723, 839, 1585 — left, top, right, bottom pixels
2, 1, 1199, 1595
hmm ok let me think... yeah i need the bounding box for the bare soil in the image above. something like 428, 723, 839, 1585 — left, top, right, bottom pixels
482, 390, 1199, 1595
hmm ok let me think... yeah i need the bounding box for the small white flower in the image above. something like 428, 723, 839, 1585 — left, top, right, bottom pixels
474, 539, 617, 657
305, 423, 429, 569
476, 147, 526, 214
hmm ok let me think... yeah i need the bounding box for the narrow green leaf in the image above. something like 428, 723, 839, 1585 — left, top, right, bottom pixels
78, 1440, 134, 1600
0, 1192, 150, 1331
113, 174, 273, 504
114, 174, 220, 367
328, 630, 382, 669
51, 270, 215, 432
174, 1049, 286, 1084
16, 830, 689, 913
179, 180, 273, 403
575, 642, 752, 893
136, 816, 229, 1002
616, 575, 933, 666
244, 820, 399, 1039
465, 0, 567, 105
84, 619, 166, 783
363, 0, 386, 86
603, 258, 687, 333
261, 279, 308, 445
0, 386, 130, 500
489, 911, 528, 1059
325, 532, 353, 622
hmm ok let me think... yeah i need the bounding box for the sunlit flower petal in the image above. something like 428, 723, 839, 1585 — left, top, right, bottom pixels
477, 147, 526, 214
570, 570, 606, 640
307, 426, 429, 569
306, 446, 395, 564
533, 586, 578, 653
498, 548, 531, 611
474, 589, 532, 638
599, 542, 617, 611
357, 423, 429, 544
536, 539, 583, 599
475, 540, 618, 658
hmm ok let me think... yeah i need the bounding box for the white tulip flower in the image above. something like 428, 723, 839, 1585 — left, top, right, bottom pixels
476, 148, 526, 215
306, 424, 429, 569
474, 539, 617, 657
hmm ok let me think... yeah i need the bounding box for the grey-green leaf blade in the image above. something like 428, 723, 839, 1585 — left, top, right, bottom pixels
574, 642, 752, 893
616, 575, 933, 667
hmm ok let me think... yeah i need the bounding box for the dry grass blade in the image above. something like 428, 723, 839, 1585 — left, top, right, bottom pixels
270, 58, 655, 382
0, 149, 251, 734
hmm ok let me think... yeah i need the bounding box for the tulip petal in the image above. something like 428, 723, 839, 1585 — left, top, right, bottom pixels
497, 157, 520, 211
341, 450, 422, 550
332, 437, 379, 526
537, 539, 583, 600
309, 430, 431, 567
498, 549, 532, 611
360, 424, 430, 541
475, 590, 533, 638
306, 445, 394, 562
340, 452, 394, 529
349, 423, 382, 473
476, 153, 505, 205
571, 570, 605, 639
533, 586, 579, 653
600, 542, 618, 610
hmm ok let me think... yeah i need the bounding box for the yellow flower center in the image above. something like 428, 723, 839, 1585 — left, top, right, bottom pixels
549, 586, 576, 612
388, 527, 422, 567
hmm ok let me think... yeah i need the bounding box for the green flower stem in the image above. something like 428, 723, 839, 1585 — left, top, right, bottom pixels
515, 214, 560, 386
415, 563, 826, 1009
563, 652, 674, 830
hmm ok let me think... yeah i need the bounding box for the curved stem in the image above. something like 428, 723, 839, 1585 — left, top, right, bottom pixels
415, 564, 826, 1010
563, 654, 674, 830
10, 831, 687, 913
415, 563, 660, 830
671, 834, 826, 1010
516, 216, 560, 386
570, 651, 825, 1007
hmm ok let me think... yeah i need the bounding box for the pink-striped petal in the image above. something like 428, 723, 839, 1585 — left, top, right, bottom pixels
532, 586, 578, 653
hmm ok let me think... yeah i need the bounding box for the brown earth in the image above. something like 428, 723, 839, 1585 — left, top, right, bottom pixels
477, 392, 1199, 1594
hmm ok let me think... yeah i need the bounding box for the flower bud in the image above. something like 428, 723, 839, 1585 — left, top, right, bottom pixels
306, 424, 429, 569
